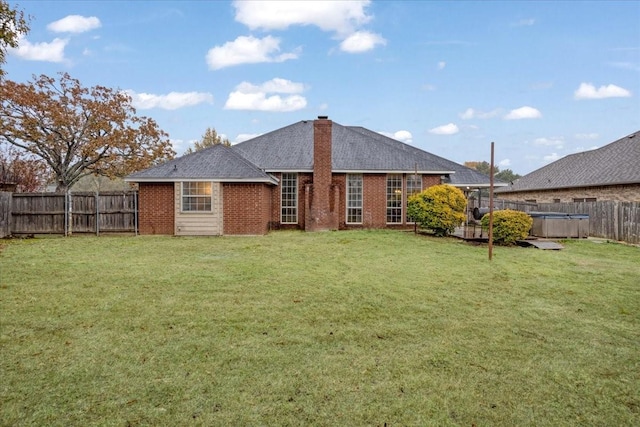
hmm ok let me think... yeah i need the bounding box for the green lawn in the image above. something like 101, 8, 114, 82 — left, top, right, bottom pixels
1, 230, 638, 426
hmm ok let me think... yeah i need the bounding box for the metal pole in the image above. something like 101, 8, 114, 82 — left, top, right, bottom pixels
488, 142, 495, 261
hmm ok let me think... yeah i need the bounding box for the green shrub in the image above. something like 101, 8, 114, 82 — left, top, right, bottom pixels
481, 209, 533, 245
407, 184, 467, 236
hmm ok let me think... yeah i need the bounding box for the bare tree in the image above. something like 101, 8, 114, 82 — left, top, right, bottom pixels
0, 143, 48, 191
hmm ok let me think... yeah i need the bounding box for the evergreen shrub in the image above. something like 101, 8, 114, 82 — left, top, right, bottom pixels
481, 209, 533, 245
407, 184, 467, 236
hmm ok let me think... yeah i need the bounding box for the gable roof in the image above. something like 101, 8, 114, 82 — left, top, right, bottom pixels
232, 120, 455, 174
497, 130, 640, 193
125, 143, 277, 184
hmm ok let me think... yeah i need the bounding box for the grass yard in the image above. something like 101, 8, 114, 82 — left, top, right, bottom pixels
0, 230, 638, 426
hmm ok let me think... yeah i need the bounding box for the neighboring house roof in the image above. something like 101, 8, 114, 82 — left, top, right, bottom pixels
126, 144, 277, 184
233, 120, 455, 174
497, 130, 640, 193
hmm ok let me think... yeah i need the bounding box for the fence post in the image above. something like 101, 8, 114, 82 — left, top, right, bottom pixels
95, 191, 100, 236
0, 192, 11, 238
134, 190, 138, 236
65, 190, 73, 236
613, 201, 620, 242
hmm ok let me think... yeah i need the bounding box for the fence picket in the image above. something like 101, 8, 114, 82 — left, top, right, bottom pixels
471, 198, 639, 245
8, 191, 137, 235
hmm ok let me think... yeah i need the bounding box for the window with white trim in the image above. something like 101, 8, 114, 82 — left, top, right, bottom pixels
406, 174, 422, 222
182, 182, 212, 212
281, 173, 298, 224
386, 174, 403, 223
347, 174, 363, 224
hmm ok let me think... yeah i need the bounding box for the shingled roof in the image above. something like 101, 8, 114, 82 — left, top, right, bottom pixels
127, 119, 498, 187
232, 120, 456, 174
126, 143, 277, 183
346, 126, 503, 187
497, 130, 640, 193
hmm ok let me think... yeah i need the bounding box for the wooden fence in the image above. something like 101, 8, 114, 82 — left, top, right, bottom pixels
1, 191, 137, 237
1, 192, 638, 244
471, 198, 639, 245
533, 201, 639, 245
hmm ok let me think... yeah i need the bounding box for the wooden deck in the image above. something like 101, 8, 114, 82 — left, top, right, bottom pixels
452, 224, 564, 249
452, 224, 487, 241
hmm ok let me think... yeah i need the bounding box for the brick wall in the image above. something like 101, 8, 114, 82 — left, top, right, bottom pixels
497, 183, 640, 203
137, 173, 445, 235
307, 118, 338, 231
223, 183, 272, 235
138, 182, 175, 235
362, 174, 387, 227
270, 172, 312, 230
331, 173, 440, 230
423, 175, 441, 188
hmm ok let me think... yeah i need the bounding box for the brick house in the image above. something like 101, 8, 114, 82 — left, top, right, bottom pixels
496, 131, 640, 203
126, 117, 495, 235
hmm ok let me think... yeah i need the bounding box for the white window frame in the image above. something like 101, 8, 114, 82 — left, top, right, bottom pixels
346, 174, 363, 224
181, 181, 212, 212
280, 173, 298, 224
386, 174, 403, 224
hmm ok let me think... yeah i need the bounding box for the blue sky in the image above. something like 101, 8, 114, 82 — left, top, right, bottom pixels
5, 0, 640, 174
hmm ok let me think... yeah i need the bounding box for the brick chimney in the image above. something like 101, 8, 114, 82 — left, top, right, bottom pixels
306, 116, 338, 231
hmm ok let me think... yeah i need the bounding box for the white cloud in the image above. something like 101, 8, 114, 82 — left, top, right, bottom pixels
224, 78, 307, 112
340, 31, 386, 53
233, 0, 372, 35
532, 136, 564, 148
543, 153, 562, 163
225, 93, 306, 112
498, 159, 511, 167
504, 106, 542, 120
232, 1, 385, 54
125, 90, 214, 110
379, 130, 412, 143
511, 18, 535, 27
460, 108, 501, 120
575, 133, 599, 140
437, 61, 446, 70
171, 139, 192, 155
607, 62, 640, 72
459, 108, 475, 120
235, 133, 262, 143
574, 145, 599, 152
574, 83, 632, 99
429, 123, 459, 135
206, 35, 298, 70
237, 78, 305, 94
422, 84, 436, 91
9, 35, 68, 62
47, 15, 101, 33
